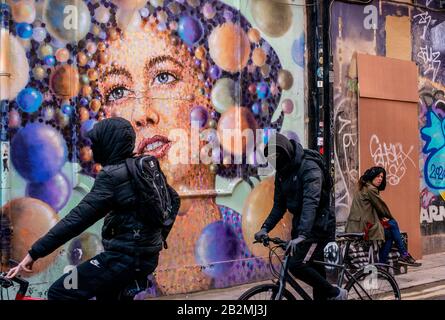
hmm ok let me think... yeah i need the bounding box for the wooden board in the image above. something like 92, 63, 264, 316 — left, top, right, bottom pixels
357, 54, 421, 258
357, 53, 419, 102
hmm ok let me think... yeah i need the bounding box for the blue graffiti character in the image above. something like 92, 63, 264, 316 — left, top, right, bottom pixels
421, 110, 445, 189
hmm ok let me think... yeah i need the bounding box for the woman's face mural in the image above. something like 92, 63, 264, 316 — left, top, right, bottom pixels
2, 0, 304, 297
97, 23, 212, 188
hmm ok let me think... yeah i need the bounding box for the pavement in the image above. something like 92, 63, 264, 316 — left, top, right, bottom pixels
150, 251, 445, 300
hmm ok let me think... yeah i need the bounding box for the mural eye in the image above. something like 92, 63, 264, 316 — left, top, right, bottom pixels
154, 72, 178, 85
107, 87, 131, 102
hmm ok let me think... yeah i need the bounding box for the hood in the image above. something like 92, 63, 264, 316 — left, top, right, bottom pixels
265, 133, 304, 173
289, 139, 304, 168
86, 117, 135, 166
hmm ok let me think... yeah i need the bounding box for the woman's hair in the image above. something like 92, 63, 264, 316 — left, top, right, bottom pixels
358, 166, 387, 191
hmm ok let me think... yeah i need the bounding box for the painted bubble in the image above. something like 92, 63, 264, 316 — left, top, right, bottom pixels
11, 123, 67, 182
26, 172, 71, 211
209, 22, 250, 73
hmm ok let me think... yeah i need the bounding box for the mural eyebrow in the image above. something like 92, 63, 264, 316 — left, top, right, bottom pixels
100, 66, 133, 82
146, 55, 184, 69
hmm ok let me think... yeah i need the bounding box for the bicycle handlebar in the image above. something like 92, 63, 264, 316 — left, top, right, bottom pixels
253, 236, 288, 248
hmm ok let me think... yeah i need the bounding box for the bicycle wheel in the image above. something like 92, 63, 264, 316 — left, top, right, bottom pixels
344, 266, 401, 300
238, 284, 296, 300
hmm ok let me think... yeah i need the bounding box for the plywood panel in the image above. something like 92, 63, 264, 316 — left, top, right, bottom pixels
386, 16, 412, 61
359, 98, 421, 258
357, 53, 419, 102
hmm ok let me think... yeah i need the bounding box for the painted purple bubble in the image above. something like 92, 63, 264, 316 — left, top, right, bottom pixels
80, 119, 97, 138
190, 106, 208, 128
195, 221, 240, 278
26, 172, 71, 211
282, 99, 294, 114
208, 65, 221, 80
178, 16, 204, 46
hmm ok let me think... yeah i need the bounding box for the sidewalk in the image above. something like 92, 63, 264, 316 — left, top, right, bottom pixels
150, 251, 445, 300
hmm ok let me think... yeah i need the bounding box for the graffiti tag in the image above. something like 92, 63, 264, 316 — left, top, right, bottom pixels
420, 205, 445, 223
369, 135, 416, 186
417, 46, 442, 83
413, 10, 436, 40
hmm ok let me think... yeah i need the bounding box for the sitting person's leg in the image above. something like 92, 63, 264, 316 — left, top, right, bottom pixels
387, 219, 407, 255
379, 228, 393, 264
387, 219, 421, 266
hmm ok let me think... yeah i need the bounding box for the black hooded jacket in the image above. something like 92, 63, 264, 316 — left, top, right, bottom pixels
28, 118, 179, 260
261, 140, 335, 241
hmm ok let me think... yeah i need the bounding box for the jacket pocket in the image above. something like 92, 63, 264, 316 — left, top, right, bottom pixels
345, 215, 362, 233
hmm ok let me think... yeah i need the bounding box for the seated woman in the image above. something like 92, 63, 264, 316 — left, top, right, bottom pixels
346, 166, 421, 267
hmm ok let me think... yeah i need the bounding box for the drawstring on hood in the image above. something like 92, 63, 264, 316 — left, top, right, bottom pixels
86, 117, 136, 166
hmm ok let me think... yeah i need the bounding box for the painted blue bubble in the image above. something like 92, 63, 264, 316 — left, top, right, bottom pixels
178, 16, 203, 46
16, 23, 33, 39
292, 33, 305, 67
11, 123, 68, 182
43, 55, 56, 66
256, 82, 269, 99
80, 97, 89, 106
61, 104, 73, 116
16, 88, 43, 113
80, 119, 97, 138
251, 102, 261, 115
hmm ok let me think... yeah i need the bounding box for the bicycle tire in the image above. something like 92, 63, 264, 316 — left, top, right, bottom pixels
344, 266, 401, 300
238, 284, 297, 301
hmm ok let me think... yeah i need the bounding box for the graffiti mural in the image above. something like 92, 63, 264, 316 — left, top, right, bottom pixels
0, 0, 305, 298
331, 0, 445, 242
420, 82, 445, 235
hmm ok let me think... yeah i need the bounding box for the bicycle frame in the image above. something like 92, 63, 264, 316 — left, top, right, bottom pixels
271, 236, 392, 300
274, 254, 376, 300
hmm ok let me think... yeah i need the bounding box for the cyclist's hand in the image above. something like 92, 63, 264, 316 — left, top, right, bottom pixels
6, 254, 34, 279
286, 236, 306, 255
254, 228, 268, 242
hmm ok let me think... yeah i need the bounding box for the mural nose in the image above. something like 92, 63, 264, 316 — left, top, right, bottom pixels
133, 104, 160, 129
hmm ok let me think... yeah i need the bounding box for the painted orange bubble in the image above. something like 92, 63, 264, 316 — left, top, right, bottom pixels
55, 48, 69, 63
252, 47, 267, 67
3, 198, 60, 277
49, 64, 80, 98
79, 106, 89, 122
217, 106, 258, 157
12, 1, 36, 24
97, 42, 106, 52
241, 177, 292, 258
90, 99, 101, 112
209, 23, 251, 73
247, 28, 261, 43
77, 52, 88, 67
87, 69, 99, 81
99, 52, 109, 64
81, 85, 92, 97
277, 69, 294, 90
195, 46, 206, 60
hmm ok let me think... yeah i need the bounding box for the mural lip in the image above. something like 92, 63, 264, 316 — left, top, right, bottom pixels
137, 135, 172, 159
